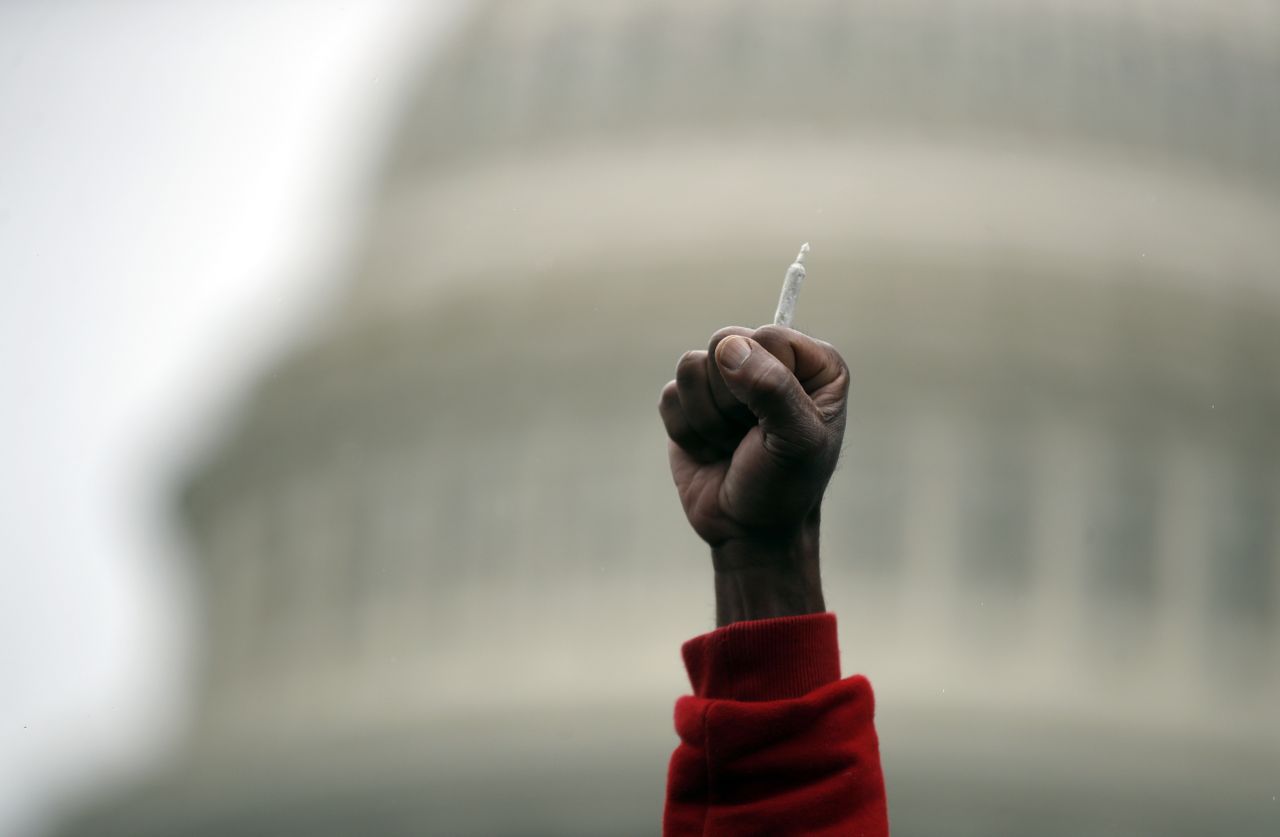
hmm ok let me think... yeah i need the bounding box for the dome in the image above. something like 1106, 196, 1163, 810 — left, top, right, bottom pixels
334, 0, 1280, 321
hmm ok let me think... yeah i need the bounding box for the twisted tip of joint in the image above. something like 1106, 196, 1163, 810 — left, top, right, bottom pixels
795, 242, 810, 265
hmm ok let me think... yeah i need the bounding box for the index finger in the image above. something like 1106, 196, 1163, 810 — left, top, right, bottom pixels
750, 324, 850, 418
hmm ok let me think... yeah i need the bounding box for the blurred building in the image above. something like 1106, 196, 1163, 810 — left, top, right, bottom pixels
63, 1, 1280, 835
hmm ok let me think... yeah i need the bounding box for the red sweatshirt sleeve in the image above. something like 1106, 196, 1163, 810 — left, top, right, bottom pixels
662, 613, 889, 836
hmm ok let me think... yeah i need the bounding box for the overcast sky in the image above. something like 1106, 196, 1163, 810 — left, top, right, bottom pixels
0, 2, 460, 834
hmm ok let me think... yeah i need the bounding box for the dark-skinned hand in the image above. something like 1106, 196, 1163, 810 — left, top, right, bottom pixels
658, 325, 849, 624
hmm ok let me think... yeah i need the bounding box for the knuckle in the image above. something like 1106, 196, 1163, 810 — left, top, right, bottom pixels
830, 354, 851, 390
817, 382, 850, 424
750, 325, 786, 352
749, 327, 795, 366
709, 326, 745, 341
675, 350, 704, 380
829, 344, 850, 374
658, 380, 679, 411
707, 325, 750, 350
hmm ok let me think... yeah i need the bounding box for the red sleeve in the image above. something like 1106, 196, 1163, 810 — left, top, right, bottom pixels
662, 613, 889, 836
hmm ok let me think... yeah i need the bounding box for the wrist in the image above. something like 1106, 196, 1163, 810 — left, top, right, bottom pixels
711, 519, 824, 627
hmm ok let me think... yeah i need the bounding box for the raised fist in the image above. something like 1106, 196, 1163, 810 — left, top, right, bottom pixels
658, 325, 850, 559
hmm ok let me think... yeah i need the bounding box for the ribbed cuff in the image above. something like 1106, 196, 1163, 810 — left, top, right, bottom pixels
681, 612, 841, 701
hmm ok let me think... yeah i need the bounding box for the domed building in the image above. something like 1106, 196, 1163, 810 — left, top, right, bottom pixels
64, 1, 1280, 834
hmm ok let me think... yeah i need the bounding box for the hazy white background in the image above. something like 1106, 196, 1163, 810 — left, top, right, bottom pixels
0, 2, 460, 834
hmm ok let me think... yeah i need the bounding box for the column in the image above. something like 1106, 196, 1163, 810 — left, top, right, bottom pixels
1026, 417, 1091, 678
1150, 437, 1212, 704
895, 408, 964, 660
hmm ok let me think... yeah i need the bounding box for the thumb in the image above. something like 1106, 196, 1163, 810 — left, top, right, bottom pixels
715, 335, 824, 457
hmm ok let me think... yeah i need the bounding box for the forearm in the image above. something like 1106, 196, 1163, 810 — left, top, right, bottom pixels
711, 516, 825, 627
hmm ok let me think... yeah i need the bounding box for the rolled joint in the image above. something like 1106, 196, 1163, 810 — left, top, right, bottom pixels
773, 242, 810, 328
